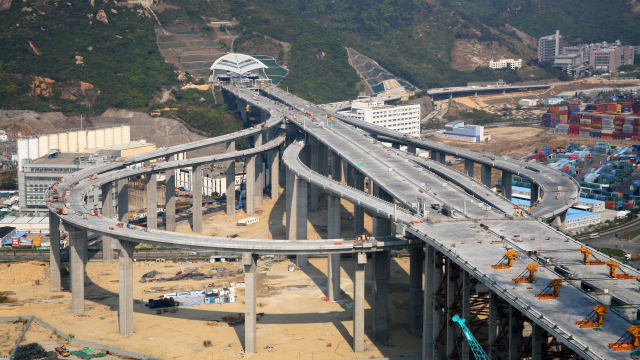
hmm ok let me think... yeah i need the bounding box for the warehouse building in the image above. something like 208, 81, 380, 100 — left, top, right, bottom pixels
442, 121, 485, 142
337, 97, 420, 137
574, 197, 605, 213
565, 209, 601, 229
0, 216, 49, 232
518, 99, 538, 107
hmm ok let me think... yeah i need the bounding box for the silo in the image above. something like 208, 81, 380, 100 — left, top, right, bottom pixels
96, 129, 105, 148
17, 139, 29, 172
28, 138, 39, 159
87, 130, 96, 149
113, 126, 122, 145
77, 130, 87, 152
48, 133, 59, 151
58, 132, 69, 152
38, 135, 49, 157
68, 131, 78, 152
122, 125, 131, 143
105, 127, 114, 146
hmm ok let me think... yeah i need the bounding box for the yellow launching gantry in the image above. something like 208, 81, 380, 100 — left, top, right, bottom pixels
492, 251, 518, 270
605, 261, 634, 279
579, 248, 605, 265
609, 326, 640, 351
575, 305, 609, 328
535, 279, 564, 300
512, 264, 540, 283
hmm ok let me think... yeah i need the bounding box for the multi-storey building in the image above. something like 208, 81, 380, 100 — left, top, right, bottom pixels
538, 30, 562, 63
488, 59, 522, 70
337, 97, 421, 137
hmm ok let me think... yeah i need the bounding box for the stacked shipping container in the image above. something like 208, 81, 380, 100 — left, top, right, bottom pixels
541, 102, 640, 140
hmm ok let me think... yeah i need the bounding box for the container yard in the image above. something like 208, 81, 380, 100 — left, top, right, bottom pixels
541, 100, 640, 141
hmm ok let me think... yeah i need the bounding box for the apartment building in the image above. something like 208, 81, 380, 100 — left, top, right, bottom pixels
489, 59, 522, 70
538, 30, 562, 63
337, 98, 421, 137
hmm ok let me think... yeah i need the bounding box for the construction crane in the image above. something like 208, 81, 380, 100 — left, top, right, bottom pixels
452, 315, 490, 360
535, 279, 564, 300
605, 261, 634, 279
492, 251, 518, 270
512, 264, 540, 283
579, 248, 605, 265
575, 305, 609, 328
608, 325, 640, 351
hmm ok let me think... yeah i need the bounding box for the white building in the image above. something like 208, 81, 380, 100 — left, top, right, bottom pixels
488, 59, 523, 70
544, 98, 564, 106
337, 97, 420, 137
574, 197, 605, 213
518, 99, 538, 107
565, 209, 601, 229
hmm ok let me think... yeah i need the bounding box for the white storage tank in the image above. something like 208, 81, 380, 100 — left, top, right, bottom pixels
28, 138, 39, 159
77, 130, 87, 152
95, 129, 105, 148
113, 126, 122, 145
17, 139, 29, 172
87, 130, 96, 149
58, 132, 69, 152
122, 125, 131, 143
48, 133, 59, 151
104, 127, 114, 147
38, 135, 49, 157
68, 131, 78, 152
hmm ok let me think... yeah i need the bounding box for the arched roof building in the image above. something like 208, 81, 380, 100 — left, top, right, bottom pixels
210, 54, 269, 83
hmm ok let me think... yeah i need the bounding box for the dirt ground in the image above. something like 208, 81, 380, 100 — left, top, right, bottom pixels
0, 320, 26, 357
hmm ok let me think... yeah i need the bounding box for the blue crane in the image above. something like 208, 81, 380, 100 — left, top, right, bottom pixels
452, 315, 490, 360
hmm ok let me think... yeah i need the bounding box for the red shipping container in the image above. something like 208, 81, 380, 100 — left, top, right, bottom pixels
576, 168, 582, 174
569, 155, 578, 159
562, 166, 569, 172
633, 136, 639, 141
593, 164, 600, 168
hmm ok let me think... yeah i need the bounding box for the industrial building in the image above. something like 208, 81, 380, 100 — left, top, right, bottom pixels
574, 197, 605, 213
0, 216, 50, 232
518, 99, 538, 106
436, 120, 486, 142
336, 97, 420, 137
488, 58, 522, 70
544, 98, 564, 105
564, 209, 601, 229
538, 30, 562, 63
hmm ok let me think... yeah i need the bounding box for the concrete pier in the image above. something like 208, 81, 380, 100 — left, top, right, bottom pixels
327, 194, 341, 301
318, 142, 329, 177
192, 165, 203, 233
372, 250, 390, 343
146, 172, 157, 229
532, 323, 542, 360
502, 171, 513, 200
481, 164, 492, 188
255, 133, 263, 205
165, 155, 176, 232
49, 214, 61, 292
309, 137, 319, 210
226, 142, 236, 215
373, 184, 393, 236
295, 175, 308, 268
285, 168, 296, 240
331, 151, 342, 181
531, 182, 540, 204
409, 246, 424, 335
461, 271, 471, 360
353, 253, 367, 352
243, 253, 258, 354
422, 245, 435, 356
464, 159, 475, 178
246, 154, 256, 216
238, 99, 248, 123
117, 178, 129, 224
446, 258, 455, 356
408, 144, 416, 154
270, 146, 280, 202
68, 224, 87, 315
509, 305, 520, 360
118, 239, 134, 336
488, 292, 498, 360
350, 166, 365, 235
100, 182, 114, 263
432, 251, 443, 360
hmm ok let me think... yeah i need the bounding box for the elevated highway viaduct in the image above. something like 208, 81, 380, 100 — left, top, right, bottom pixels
45, 82, 639, 360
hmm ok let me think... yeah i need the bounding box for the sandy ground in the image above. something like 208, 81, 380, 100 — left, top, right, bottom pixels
0, 320, 26, 357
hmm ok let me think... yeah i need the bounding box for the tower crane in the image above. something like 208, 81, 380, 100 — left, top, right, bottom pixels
512, 264, 540, 283
608, 325, 640, 351
491, 251, 518, 270
535, 279, 564, 300
579, 248, 605, 265
575, 305, 609, 328
605, 261, 634, 279
452, 315, 490, 360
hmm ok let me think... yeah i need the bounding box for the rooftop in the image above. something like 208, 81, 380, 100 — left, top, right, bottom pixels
578, 197, 602, 204
32, 152, 86, 165
86, 140, 152, 152
566, 209, 598, 220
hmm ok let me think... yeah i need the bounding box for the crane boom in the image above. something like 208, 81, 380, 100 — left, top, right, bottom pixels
452, 315, 490, 360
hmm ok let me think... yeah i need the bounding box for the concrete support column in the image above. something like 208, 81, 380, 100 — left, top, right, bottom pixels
488, 292, 498, 360
373, 184, 393, 237
117, 178, 129, 224
464, 159, 475, 178
285, 168, 296, 240
295, 176, 308, 268
392, 143, 400, 149
353, 253, 367, 352
350, 166, 365, 235
552, 211, 567, 232
409, 246, 424, 335
226, 142, 236, 215
118, 239, 134, 336
481, 164, 492, 188
461, 271, 471, 360
531, 323, 542, 360
270, 147, 280, 202
433, 252, 443, 360
327, 194, 341, 301
372, 250, 390, 343
192, 164, 203, 233
260, 109, 269, 123
437, 152, 447, 165
408, 144, 417, 154
330, 150, 341, 182
446, 257, 455, 357
309, 137, 319, 210
243, 253, 258, 354
531, 182, 540, 204
422, 245, 435, 357
68, 224, 87, 315
165, 156, 176, 232
246, 155, 256, 216
146, 172, 157, 229
49, 214, 61, 292
101, 182, 114, 263
509, 305, 520, 360
255, 133, 263, 206
238, 99, 248, 123
318, 142, 329, 177
502, 171, 513, 201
